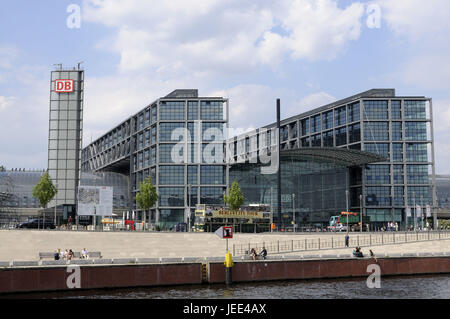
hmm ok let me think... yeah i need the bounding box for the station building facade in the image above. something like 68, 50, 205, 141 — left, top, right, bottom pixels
81, 90, 229, 227
228, 89, 436, 229
80, 88, 436, 230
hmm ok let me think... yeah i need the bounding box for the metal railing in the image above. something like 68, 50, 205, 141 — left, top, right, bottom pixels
232, 230, 450, 256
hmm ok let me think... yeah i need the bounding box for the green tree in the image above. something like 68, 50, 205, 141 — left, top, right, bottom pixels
32, 172, 57, 208
135, 177, 158, 211
224, 180, 245, 211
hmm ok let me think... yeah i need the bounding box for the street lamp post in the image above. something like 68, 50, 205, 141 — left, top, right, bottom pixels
54, 182, 58, 227
345, 190, 349, 232
359, 194, 363, 233
413, 192, 417, 231
270, 187, 273, 232
421, 195, 424, 230
292, 193, 295, 233
188, 184, 191, 232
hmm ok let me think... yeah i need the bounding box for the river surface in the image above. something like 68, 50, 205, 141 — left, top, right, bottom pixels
7, 274, 450, 299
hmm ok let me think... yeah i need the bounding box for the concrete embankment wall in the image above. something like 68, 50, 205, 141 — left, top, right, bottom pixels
1, 256, 450, 295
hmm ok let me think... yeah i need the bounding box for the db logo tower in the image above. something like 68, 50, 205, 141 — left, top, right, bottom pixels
55, 79, 74, 93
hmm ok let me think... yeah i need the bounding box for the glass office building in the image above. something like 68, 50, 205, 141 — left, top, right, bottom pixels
227, 89, 436, 229
81, 90, 229, 229
80, 88, 436, 230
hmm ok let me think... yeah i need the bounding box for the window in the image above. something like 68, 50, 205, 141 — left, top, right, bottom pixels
364, 143, 389, 158
188, 166, 198, 185
159, 144, 176, 163
301, 137, 310, 147
335, 106, 346, 126
393, 186, 404, 206
407, 186, 431, 206
348, 102, 360, 123
391, 101, 401, 119
365, 165, 390, 185
202, 122, 224, 142
201, 101, 223, 120
159, 101, 185, 120
392, 143, 403, 162
406, 143, 428, 162
311, 134, 321, 147
348, 124, 360, 143
159, 187, 184, 207
311, 114, 321, 133
200, 187, 225, 205
159, 123, 185, 142
392, 122, 402, 141
188, 101, 198, 120
406, 165, 429, 184
323, 130, 334, 147
159, 166, 185, 185
366, 186, 391, 206
322, 111, 333, 130
335, 127, 347, 146
393, 165, 404, 184
200, 166, 224, 185
404, 100, 426, 119
364, 122, 388, 141
363, 100, 388, 120
301, 118, 309, 136
280, 126, 289, 141
290, 122, 298, 139
405, 122, 427, 141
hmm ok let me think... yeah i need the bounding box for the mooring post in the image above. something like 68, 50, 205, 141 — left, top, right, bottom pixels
225, 251, 233, 286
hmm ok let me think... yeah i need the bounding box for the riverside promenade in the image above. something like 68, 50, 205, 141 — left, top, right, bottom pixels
1, 229, 449, 262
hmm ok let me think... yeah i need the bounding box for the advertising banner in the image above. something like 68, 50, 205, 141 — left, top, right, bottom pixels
77, 186, 113, 216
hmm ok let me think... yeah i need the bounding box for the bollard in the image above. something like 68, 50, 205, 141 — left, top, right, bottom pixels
224, 251, 234, 286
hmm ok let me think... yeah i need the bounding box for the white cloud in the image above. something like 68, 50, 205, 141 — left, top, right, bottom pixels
82, 0, 366, 75
288, 92, 336, 117
259, 0, 365, 62
0, 96, 17, 111
377, 0, 450, 43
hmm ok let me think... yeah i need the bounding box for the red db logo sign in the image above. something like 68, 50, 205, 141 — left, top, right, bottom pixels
55, 79, 74, 93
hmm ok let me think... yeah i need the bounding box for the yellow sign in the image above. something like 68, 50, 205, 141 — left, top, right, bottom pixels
212, 210, 266, 219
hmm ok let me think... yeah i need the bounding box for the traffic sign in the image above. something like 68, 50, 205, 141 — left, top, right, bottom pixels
215, 226, 233, 239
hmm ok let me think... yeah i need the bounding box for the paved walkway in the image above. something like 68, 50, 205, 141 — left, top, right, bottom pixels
0, 230, 449, 261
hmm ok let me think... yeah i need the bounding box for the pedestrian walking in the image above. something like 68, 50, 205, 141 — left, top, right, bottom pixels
345, 233, 349, 247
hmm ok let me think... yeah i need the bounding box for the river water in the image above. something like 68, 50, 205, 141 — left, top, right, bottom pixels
9, 274, 450, 299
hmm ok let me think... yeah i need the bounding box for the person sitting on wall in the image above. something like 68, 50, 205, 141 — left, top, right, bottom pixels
81, 248, 89, 259
369, 250, 377, 263
353, 247, 364, 258
67, 249, 74, 260
54, 249, 60, 261
260, 247, 267, 260
250, 248, 258, 260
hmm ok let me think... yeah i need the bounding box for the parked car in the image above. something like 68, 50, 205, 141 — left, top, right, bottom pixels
16, 219, 56, 229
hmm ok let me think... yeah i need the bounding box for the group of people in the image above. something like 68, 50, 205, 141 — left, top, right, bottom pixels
353, 246, 364, 258
249, 247, 267, 260
54, 248, 89, 261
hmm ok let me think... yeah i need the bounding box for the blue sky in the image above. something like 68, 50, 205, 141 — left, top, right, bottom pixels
1, 0, 450, 173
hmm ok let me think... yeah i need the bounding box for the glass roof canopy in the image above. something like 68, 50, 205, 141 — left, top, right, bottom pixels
280, 147, 387, 167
